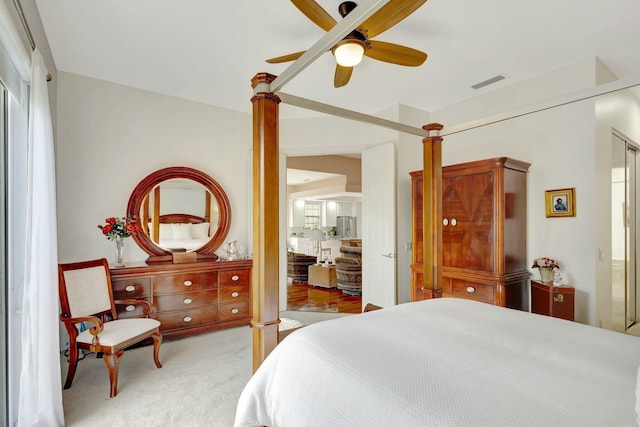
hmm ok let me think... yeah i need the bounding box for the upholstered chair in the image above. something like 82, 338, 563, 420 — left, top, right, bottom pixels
58, 258, 162, 397
286, 252, 318, 283
335, 256, 362, 295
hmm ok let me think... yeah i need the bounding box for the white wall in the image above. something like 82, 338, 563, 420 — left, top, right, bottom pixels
432, 58, 640, 325
55, 72, 252, 263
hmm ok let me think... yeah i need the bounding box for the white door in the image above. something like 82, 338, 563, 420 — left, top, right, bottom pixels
362, 143, 397, 307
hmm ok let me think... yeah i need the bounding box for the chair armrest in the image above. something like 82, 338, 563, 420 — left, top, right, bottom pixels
114, 299, 153, 316
59, 314, 104, 331
59, 314, 105, 348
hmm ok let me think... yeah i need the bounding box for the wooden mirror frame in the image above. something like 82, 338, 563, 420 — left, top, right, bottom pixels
127, 166, 231, 263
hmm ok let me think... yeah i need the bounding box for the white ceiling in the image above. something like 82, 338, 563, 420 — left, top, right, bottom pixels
34, 0, 640, 120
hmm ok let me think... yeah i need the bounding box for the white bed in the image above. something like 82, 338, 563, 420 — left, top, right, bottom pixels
235, 298, 640, 427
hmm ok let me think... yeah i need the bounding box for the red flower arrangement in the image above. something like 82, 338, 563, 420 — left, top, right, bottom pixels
97, 216, 141, 241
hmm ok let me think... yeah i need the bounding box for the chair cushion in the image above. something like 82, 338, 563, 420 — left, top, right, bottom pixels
76, 318, 160, 346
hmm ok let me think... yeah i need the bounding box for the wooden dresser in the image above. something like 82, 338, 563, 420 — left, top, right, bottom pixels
110, 259, 252, 339
410, 157, 530, 310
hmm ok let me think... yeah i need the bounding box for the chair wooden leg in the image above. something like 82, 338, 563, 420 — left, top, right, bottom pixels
103, 350, 124, 398
152, 333, 163, 368
64, 345, 80, 389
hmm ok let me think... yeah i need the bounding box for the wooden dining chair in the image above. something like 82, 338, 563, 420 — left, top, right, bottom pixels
58, 258, 162, 397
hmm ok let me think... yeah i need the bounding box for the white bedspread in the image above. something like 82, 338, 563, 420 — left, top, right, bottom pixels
235, 298, 640, 427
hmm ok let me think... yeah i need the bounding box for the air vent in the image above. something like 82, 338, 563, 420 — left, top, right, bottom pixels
471, 75, 506, 90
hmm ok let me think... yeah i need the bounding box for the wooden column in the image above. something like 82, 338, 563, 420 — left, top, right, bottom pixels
152, 187, 160, 244
250, 73, 281, 371
421, 123, 444, 299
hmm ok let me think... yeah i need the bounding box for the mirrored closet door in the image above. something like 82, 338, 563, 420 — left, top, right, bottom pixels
612, 131, 639, 332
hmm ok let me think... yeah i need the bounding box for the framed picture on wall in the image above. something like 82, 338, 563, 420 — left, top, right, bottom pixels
545, 187, 576, 218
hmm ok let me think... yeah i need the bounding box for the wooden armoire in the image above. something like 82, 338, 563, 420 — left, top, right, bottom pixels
410, 157, 530, 310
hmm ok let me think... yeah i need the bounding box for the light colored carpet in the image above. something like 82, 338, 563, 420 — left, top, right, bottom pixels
61, 311, 351, 426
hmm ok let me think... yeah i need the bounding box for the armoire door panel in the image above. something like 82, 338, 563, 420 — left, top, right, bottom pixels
444, 172, 494, 272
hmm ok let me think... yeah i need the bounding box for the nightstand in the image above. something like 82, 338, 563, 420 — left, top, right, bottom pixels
530, 280, 575, 321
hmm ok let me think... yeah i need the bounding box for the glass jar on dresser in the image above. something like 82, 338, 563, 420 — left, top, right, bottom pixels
110, 259, 252, 339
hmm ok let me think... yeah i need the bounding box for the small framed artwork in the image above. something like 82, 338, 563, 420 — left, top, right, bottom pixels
545, 187, 576, 218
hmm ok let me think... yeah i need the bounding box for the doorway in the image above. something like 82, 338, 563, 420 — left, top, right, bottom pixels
285, 154, 363, 313
611, 131, 640, 333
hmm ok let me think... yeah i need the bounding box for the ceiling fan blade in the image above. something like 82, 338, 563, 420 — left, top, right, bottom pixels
266, 51, 307, 64
291, 0, 337, 32
360, 0, 427, 39
334, 65, 353, 88
365, 40, 427, 66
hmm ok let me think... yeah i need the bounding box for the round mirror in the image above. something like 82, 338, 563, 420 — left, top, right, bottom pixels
127, 167, 231, 262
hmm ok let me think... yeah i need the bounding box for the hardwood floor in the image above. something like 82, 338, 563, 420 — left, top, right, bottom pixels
287, 282, 362, 313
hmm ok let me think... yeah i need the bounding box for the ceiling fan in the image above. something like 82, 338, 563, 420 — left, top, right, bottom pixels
266, 0, 428, 88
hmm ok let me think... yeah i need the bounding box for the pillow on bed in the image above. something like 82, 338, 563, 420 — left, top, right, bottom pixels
171, 223, 192, 240
148, 223, 174, 240
191, 222, 210, 239
159, 223, 173, 240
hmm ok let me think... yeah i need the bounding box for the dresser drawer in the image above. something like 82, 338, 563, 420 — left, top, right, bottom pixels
112, 277, 151, 299
154, 289, 218, 312
154, 306, 218, 331
450, 279, 494, 303
219, 284, 250, 305
219, 269, 250, 287
154, 271, 217, 294
218, 301, 250, 321
115, 298, 152, 318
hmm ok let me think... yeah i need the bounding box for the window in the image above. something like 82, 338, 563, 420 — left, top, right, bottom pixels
304, 202, 321, 230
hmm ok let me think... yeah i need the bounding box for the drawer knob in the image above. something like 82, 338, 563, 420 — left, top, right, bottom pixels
451, 218, 458, 227
231, 291, 239, 298
443, 218, 449, 226
183, 298, 193, 305
231, 308, 239, 314
125, 285, 136, 292
183, 316, 192, 323
232, 275, 239, 281
125, 305, 135, 312
183, 280, 193, 287
466, 286, 476, 293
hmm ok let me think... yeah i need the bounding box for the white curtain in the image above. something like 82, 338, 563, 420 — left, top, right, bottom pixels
18, 49, 64, 427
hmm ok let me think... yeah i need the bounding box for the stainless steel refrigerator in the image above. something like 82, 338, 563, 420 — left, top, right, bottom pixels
336, 216, 357, 238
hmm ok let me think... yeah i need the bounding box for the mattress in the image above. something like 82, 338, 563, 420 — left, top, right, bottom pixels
235, 298, 640, 427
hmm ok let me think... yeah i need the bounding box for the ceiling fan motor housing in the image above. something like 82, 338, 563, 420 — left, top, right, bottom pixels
338, 1, 358, 18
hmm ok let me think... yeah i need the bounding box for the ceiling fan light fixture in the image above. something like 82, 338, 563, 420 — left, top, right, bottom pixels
333, 40, 365, 67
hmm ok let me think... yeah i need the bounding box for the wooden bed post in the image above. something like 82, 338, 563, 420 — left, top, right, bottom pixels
250, 73, 281, 371
421, 123, 444, 299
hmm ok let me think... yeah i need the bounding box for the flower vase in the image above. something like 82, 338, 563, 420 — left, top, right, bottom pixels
114, 236, 125, 267
538, 267, 554, 283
